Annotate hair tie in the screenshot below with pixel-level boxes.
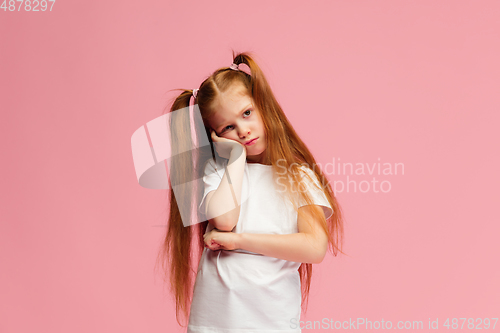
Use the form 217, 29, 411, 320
192, 88, 199, 98
229, 63, 239, 71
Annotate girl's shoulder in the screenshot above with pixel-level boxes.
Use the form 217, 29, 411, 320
274, 162, 316, 177
295, 164, 323, 189
274, 162, 322, 188
291, 163, 316, 177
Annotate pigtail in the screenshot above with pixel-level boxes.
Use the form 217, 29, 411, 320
155, 89, 209, 327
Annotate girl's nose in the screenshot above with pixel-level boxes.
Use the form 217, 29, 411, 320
239, 129, 250, 139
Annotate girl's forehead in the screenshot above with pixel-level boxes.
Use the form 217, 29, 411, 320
213, 85, 251, 109
218, 92, 251, 106
222, 84, 249, 100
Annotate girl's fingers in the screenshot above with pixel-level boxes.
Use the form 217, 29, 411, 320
204, 240, 220, 250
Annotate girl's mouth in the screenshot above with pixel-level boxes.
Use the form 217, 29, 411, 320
245, 138, 258, 146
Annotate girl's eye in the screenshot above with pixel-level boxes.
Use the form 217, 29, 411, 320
221, 110, 252, 133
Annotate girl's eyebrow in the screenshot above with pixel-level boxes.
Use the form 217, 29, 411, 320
214, 104, 252, 132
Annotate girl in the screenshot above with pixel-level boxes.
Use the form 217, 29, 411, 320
156, 52, 344, 332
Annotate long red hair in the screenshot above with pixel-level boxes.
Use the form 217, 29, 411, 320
154, 51, 345, 327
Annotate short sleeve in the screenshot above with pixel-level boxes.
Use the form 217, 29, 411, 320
198, 158, 224, 216
296, 166, 333, 220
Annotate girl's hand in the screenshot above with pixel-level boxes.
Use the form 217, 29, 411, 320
203, 228, 239, 251
210, 130, 247, 159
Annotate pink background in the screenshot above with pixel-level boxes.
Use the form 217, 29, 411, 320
1, 1, 499, 332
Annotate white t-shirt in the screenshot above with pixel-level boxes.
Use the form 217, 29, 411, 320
187, 157, 333, 333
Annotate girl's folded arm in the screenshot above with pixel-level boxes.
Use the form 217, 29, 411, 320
234, 205, 329, 264
205, 191, 237, 232
205, 147, 246, 231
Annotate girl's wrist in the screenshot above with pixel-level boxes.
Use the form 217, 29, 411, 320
233, 232, 243, 250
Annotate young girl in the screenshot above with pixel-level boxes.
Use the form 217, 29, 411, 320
156, 52, 344, 332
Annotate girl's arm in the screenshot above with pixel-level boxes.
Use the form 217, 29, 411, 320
205, 205, 329, 264
205, 145, 246, 232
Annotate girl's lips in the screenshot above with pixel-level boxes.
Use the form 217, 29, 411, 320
245, 138, 258, 146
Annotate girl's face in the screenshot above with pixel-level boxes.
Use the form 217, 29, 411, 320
208, 83, 267, 164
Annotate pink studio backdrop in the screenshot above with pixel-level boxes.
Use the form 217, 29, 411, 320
1, 1, 499, 332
